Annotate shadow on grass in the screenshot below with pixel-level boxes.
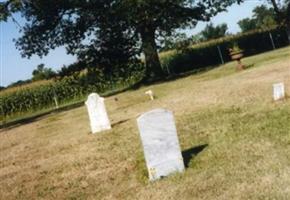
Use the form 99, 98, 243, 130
244, 63, 255, 69
130, 65, 219, 90
182, 144, 208, 168
112, 118, 131, 128
0, 101, 84, 131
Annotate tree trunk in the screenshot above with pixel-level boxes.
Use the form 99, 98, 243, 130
140, 27, 165, 80
270, 0, 290, 44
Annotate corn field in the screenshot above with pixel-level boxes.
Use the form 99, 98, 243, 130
1, 72, 144, 120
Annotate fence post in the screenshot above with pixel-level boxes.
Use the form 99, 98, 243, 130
53, 89, 59, 109
53, 96, 59, 109
269, 32, 276, 50
217, 45, 224, 64
165, 64, 170, 75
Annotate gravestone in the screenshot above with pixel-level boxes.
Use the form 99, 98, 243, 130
85, 93, 111, 133
137, 109, 184, 181
273, 83, 285, 101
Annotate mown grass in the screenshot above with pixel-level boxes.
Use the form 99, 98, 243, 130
0, 46, 290, 200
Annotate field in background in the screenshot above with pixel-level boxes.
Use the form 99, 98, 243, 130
0, 46, 290, 199
2, 27, 288, 124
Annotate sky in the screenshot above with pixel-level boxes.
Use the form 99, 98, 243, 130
0, 0, 266, 87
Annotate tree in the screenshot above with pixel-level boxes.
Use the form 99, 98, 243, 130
58, 61, 87, 78
268, 0, 290, 43
253, 5, 277, 29
238, 18, 257, 32
32, 64, 56, 81
0, 0, 242, 80
238, 5, 277, 32
76, 13, 141, 76
200, 23, 228, 40
7, 79, 31, 88
0, 86, 6, 91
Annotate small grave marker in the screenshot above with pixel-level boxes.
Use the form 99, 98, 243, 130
145, 90, 154, 100
273, 83, 285, 101
137, 109, 184, 181
85, 93, 111, 133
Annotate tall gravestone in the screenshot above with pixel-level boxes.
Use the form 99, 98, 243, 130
85, 93, 111, 133
137, 109, 185, 181
273, 83, 285, 101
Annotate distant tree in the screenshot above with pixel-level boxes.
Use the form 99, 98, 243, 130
268, 0, 290, 43
238, 18, 257, 32
200, 23, 228, 41
238, 5, 277, 32
253, 5, 277, 28
0, 86, 5, 91
159, 32, 190, 52
58, 61, 87, 78
191, 33, 203, 44
0, 0, 243, 80
6, 79, 31, 88
32, 64, 56, 81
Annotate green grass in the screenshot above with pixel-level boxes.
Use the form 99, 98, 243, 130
0, 46, 290, 200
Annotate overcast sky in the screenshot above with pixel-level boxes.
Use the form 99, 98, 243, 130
1, 1, 266, 87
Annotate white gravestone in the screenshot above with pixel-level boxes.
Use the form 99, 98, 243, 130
273, 83, 285, 101
85, 93, 111, 133
137, 109, 185, 181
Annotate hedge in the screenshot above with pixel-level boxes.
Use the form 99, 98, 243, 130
160, 27, 289, 74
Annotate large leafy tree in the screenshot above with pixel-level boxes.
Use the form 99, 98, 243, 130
0, 0, 241, 79
268, 0, 290, 43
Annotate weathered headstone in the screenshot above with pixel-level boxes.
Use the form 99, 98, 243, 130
137, 109, 184, 181
85, 93, 111, 133
273, 83, 285, 101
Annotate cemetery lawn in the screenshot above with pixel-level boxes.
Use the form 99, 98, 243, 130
1, 46, 290, 200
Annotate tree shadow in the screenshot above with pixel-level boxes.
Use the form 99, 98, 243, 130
129, 65, 218, 90
182, 144, 208, 168
0, 101, 84, 131
244, 63, 254, 69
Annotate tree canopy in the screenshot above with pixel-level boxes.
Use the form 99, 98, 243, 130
0, 0, 242, 80
238, 5, 277, 32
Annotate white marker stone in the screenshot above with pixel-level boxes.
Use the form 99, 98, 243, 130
273, 83, 285, 101
145, 90, 154, 100
137, 109, 184, 181
85, 93, 111, 133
